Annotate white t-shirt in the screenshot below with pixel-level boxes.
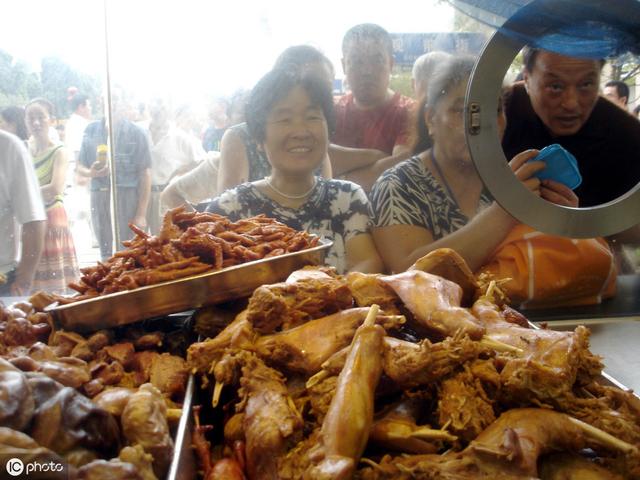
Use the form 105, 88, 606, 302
0, 131, 46, 274
150, 126, 206, 186
65, 113, 89, 154
172, 151, 220, 204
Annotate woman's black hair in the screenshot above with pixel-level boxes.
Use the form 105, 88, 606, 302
246, 64, 335, 144
411, 56, 475, 155
1, 106, 28, 141
274, 44, 334, 77
26, 97, 56, 118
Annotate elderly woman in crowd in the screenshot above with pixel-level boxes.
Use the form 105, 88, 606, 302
370, 56, 578, 273
207, 65, 383, 274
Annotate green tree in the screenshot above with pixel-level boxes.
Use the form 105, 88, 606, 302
41, 56, 102, 118
0, 49, 41, 107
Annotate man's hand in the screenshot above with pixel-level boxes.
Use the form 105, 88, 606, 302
90, 161, 109, 178
509, 149, 544, 195
540, 179, 579, 207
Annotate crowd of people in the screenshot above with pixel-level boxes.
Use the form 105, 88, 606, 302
1, 22, 640, 297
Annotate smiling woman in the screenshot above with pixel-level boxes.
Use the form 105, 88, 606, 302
206, 65, 384, 274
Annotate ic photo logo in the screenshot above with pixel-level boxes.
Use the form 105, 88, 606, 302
6, 458, 23, 476
4, 457, 65, 477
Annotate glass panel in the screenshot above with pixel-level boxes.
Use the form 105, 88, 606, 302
2, 0, 637, 300
0, 0, 106, 296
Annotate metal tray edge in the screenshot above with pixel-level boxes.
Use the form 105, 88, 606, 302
167, 373, 196, 480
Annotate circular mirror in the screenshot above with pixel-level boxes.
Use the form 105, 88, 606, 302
466, 0, 640, 238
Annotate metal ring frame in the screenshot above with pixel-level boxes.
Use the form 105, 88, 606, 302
465, 1, 640, 238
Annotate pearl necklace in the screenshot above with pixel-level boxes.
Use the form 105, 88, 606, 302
265, 176, 318, 200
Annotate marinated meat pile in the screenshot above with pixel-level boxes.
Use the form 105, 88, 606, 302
187, 249, 640, 480
0, 295, 192, 479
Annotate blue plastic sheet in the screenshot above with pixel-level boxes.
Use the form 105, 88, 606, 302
449, 0, 640, 58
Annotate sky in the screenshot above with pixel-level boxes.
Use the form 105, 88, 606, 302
1, 0, 457, 105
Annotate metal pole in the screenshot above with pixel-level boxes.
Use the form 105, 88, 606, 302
103, 0, 120, 254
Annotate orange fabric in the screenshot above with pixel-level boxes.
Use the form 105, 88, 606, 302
478, 224, 617, 309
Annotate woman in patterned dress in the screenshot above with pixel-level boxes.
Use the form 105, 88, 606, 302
207, 65, 383, 274
370, 56, 578, 273
25, 98, 79, 294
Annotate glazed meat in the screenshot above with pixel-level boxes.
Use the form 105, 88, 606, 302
148, 352, 188, 399
381, 270, 485, 340
381, 334, 491, 390
369, 399, 444, 455
0, 360, 34, 430
245, 275, 353, 334
27, 373, 121, 456
345, 272, 401, 314
92, 387, 137, 417
437, 360, 499, 442
0, 427, 74, 479
77, 459, 142, 480
472, 297, 596, 403
121, 383, 174, 478
187, 311, 255, 374
539, 453, 624, 480
11, 355, 91, 389
360, 408, 632, 479
255, 307, 402, 375
409, 247, 479, 305
239, 354, 302, 480
119, 444, 158, 480
306, 307, 384, 479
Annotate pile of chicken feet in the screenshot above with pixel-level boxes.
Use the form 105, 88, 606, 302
187, 248, 640, 479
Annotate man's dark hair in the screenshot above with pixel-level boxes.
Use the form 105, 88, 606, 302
0, 106, 28, 141
605, 80, 629, 104
342, 23, 393, 58
246, 65, 335, 144
70, 93, 89, 112
522, 46, 605, 72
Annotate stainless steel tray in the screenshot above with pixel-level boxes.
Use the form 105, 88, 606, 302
46, 240, 331, 332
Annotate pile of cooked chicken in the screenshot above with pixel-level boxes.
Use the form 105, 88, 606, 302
187, 248, 640, 480
0, 292, 191, 479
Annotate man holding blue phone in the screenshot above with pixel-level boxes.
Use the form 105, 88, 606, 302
502, 47, 640, 209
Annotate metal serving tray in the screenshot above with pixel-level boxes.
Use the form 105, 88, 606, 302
46, 240, 331, 332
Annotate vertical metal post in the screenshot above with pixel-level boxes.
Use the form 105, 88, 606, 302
103, 0, 120, 254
